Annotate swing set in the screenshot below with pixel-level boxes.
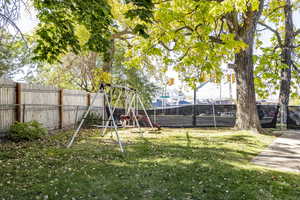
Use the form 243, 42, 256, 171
67, 83, 154, 152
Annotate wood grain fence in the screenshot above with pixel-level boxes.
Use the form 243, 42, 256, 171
0, 79, 104, 137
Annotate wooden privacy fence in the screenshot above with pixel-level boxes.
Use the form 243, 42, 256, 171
0, 79, 104, 137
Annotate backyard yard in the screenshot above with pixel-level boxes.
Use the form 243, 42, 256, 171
1, 128, 300, 200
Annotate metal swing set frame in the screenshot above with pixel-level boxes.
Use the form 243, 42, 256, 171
67, 83, 153, 152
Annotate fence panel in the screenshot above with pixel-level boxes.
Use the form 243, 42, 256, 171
0, 79, 105, 137
90, 93, 105, 121
63, 90, 88, 128
0, 79, 16, 137
257, 105, 279, 128
22, 84, 60, 130
287, 106, 300, 129
143, 104, 278, 128
112, 104, 278, 128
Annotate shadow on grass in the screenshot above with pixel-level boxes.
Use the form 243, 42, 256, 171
1, 131, 300, 200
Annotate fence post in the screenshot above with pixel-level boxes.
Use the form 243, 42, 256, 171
59, 89, 64, 129
22, 104, 26, 122
192, 88, 197, 127
212, 103, 217, 128
87, 93, 91, 106
16, 83, 22, 122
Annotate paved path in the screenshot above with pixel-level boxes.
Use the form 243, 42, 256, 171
252, 130, 300, 173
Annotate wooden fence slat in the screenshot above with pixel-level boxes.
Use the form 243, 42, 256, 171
59, 89, 64, 129
16, 83, 22, 122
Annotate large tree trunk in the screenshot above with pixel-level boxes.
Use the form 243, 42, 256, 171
279, 0, 293, 125
232, 1, 265, 132
234, 30, 262, 131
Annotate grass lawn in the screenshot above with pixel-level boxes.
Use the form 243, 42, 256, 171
1, 128, 300, 200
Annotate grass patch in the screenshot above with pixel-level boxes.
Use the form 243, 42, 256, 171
0, 128, 299, 200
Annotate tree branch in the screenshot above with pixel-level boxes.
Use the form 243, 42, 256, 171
112, 28, 134, 39
291, 61, 300, 74
209, 36, 225, 44
261, 5, 285, 21
294, 29, 300, 36
175, 26, 193, 33
258, 21, 283, 47
225, 12, 239, 33
159, 41, 175, 51
177, 47, 191, 62
0, 13, 27, 47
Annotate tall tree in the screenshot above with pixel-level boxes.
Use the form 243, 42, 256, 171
230, 0, 265, 131
256, 0, 300, 124
125, 0, 265, 131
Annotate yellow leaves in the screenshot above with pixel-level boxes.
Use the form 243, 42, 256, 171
220, 34, 248, 53
167, 78, 175, 86
199, 72, 208, 82
74, 25, 90, 47
93, 69, 112, 84
209, 0, 261, 16
108, 0, 131, 21
124, 56, 142, 69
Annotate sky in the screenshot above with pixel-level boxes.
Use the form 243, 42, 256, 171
14, 3, 300, 102
17, 4, 38, 33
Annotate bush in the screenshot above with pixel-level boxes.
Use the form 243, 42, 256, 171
9, 121, 48, 142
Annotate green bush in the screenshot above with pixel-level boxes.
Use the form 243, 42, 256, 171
9, 121, 48, 142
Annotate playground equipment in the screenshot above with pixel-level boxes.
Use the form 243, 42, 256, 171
67, 83, 153, 152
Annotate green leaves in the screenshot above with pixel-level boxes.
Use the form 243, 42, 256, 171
132, 24, 150, 38
124, 0, 154, 38
0, 29, 33, 78
33, 0, 113, 63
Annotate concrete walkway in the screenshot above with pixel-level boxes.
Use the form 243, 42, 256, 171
252, 130, 300, 173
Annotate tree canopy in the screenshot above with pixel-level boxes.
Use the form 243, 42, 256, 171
33, 0, 113, 63
31, 0, 300, 131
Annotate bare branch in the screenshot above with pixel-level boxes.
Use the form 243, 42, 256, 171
0, 13, 27, 46
159, 41, 175, 51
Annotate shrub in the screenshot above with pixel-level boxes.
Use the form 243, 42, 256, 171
9, 121, 48, 142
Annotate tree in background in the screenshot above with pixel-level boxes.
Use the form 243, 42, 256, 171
255, 0, 300, 124
31, 42, 158, 106
111, 44, 159, 107
0, 0, 34, 79
32, 0, 159, 106
0, 29, 32, 78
